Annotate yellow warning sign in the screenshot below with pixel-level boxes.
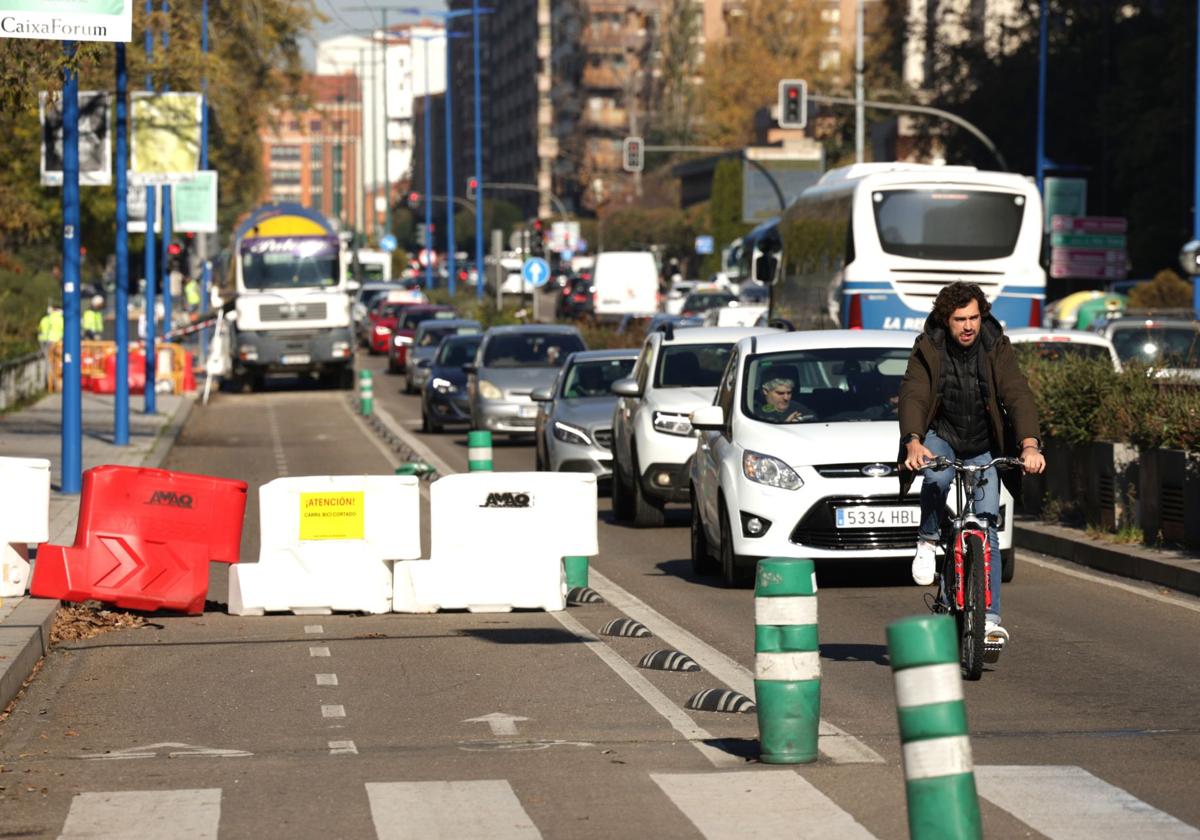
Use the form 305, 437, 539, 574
299, 492, 365, 541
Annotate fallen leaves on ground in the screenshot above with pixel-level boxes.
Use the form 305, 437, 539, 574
51, 602, 149, 643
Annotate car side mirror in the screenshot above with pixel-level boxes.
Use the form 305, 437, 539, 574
530, 387, 553, 402
611, 378, 641, 398
690, 405, 725, 431
462, 363, 477, 374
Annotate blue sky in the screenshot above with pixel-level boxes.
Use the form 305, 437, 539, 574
304, 0, 447, 66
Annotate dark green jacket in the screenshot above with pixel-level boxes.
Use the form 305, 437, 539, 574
897, 313, 1041, 500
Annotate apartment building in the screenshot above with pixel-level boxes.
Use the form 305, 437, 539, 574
259, 74, 361, 230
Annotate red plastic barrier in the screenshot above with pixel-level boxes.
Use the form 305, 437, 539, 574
31, 465, 248, 614
91, 351, 147, 395
182, 351, 197, 392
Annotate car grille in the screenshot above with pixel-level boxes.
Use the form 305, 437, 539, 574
593, 428, 613, 450
815, 463, 897, 478
790, 494, 918, 550
260, 302, 328, 321
507, 417, 536, 427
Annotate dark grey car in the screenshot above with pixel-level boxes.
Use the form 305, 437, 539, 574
466, 324, 587, 437
532, 349, 638, 481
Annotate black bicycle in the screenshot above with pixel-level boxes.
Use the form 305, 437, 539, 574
924, 456, 1025, 680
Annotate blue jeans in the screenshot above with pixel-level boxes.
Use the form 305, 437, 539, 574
917, 431, 1002, 621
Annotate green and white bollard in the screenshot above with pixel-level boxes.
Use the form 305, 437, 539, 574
886, 614, 982, 840
754, 557, 820, 764
358, 369, 374, 417
563, 556, 589, 589
467, 429, 493, 472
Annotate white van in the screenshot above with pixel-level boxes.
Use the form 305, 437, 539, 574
592, 251, 659, 320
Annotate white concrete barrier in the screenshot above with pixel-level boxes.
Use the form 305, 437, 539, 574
0, 457, 50, 597
228, 475, 421, 615
393, 472, 598, 613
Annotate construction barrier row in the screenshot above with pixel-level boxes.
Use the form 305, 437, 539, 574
16, 460, 596, 618
46, 340, 196, 396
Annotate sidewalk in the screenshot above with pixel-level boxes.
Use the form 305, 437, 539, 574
0, 390, 194, 712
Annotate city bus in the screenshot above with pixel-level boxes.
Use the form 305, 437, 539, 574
766, 163, 1045, 331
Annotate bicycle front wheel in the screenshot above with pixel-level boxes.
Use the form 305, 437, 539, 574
958, 533, 987, 681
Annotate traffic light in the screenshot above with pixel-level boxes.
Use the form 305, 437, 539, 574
466, 177, 478, 200
622, 136, 643, 173
406, 190, 421, 208
778, 79, 807, 129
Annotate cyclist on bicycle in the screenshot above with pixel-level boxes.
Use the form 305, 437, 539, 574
897, 282, 1046, 651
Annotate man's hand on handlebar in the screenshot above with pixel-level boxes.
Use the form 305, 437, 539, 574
1021, 447, 1046, 475
904, 440, 934, 472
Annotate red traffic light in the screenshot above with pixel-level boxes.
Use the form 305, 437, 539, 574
168, 243, 182, 256
408, 191, 420, 204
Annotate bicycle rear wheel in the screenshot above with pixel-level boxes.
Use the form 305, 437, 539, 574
958, 533, 987, 680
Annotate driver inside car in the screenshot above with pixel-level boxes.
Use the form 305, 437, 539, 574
757, 377, 813, 423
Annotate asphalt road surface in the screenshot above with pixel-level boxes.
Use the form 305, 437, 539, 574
1, 350, 1198, 839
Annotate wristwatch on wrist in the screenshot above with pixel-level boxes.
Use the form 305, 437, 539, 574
1021, 442, 1043, 454
902, 433, 923, 446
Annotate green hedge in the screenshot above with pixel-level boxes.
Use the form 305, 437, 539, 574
1015, 348, 1200, 451
0, 264, 59, 361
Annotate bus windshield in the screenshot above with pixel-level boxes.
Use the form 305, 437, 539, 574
872, 189, 1025, 261
241, 237, 339, 289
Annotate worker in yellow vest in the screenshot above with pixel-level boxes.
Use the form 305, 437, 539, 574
38, 305, 64, 350
184, 276, 202, 316
82, 295, 105, 340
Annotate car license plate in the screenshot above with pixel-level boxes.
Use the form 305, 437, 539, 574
518, 405, 538, 418
281, 353, 311, 366
835, 506, 919, 528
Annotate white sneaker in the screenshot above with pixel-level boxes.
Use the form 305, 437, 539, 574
985, 620, 1009, 645
911, 539, 937, 586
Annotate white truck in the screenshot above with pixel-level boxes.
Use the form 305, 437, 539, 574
591, 251, 660, 321
220, 203, 356, 390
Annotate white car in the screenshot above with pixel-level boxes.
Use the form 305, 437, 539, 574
664, 280, 697, 315
610, 324, 778, 527
1006, 327, 1120, 371
687, 330, 1016, 586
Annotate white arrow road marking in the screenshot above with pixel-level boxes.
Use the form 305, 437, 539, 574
464, 712, 529, 737
81, 742, 252, 760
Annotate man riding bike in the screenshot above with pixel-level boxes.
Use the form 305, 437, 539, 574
897, 282, 1046, 654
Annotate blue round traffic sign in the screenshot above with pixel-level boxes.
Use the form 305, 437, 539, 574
379, 234, 398, 253
522, 257, 552, 289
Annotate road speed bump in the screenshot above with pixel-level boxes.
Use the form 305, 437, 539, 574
754, 557, 820, 764
886, 614, 982, 840
467, 430, 493, 472
358, 369, 374, 417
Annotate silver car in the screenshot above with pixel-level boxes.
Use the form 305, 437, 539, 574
532, 349, 638, 480
405, 318, 481, 394
466, 324, 587, 437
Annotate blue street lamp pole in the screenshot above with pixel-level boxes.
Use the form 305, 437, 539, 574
61, 42, 83, 494
159, 0, 173, 334
444, 31, 457, 297
144, 0, 157, 415
415, 34, 434, 290
1194, 0, 1200, 317
114, 44, 130, 446
1036, 0, 1048, 195
199, 0, 211, 368
472, 0, 484, 301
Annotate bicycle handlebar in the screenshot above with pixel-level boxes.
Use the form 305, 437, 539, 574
926, 455, 1026, 473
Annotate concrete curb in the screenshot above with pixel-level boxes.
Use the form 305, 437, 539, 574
1014, 519, 1200, 598
0, 392, 196, 714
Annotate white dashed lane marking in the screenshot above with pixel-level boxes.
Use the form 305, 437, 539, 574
329, 740, 358, 756
316, 673, 338, 686
304, 625, 325, 634
322, 705, 346, 719
309, 646, 331, 657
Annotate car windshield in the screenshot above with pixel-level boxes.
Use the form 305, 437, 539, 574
561, 358, 635, 398
375, 303, 410, 318
400, 309, 455, 330
655, 343, 734, 388
743, 347, 910, 423
683, 293, 735, 311
436, 336, 482, 366
1013, 342, 1114, 364
482, 332, 586, 368
419, 324, 478, 347
1109, 326, 1200, 368
873, 189, 1025, 260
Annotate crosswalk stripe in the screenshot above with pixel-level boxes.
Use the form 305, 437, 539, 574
366, 781, 542, 840
58, 789, 221, 840
652, 771, 877, 839
976, 765, 1200, 839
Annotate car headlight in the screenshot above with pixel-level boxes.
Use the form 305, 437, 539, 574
552, 421, 591, 446
652, 410, 693, 436
431, 377, 457, 394
394, 335, 413, 346
479, 379, 503, 400
742, 450, 803, 490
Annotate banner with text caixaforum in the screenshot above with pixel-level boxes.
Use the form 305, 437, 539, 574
0, 0, 132, 43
